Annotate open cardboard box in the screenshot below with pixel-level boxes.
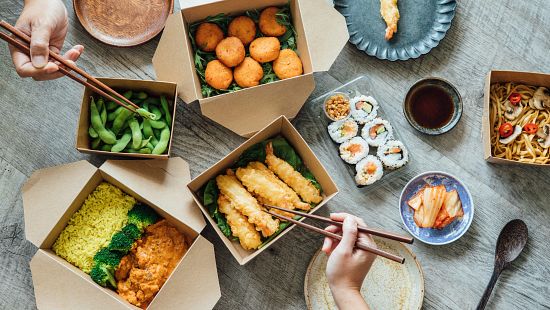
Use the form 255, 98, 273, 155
482, 70, 550, 166
187, 116, 339, 265
76, 78, 177, 159
22, 158, 221, 309
152, 0, 349, 137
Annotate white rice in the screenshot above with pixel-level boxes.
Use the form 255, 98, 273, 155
351, 95, 378, 124
328, 119, 359, 143
377, 140, 409, 169
354, 155, 384, 186
361, 118, 393, 147
339, 137, 369, 164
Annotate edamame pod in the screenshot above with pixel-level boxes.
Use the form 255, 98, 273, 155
140, 137, 151, 149
90, 98, 117, 144
142, 119, 154, 139
123, 90, 133, 99
101, 144, 112, 152
128, 117, 142, 149
160, 96, 172, 127
106, 101, 118, 111
149, 119, 166, 129
139, 148, 152, 154
152, 127, 170, 155
151, 106, 162, 120
144, 97, 160, 105
112, 108, 133, 135
146, 142, 154, 151
91, 137, 101, 149
136, 108, 158, 120
88, 126, 98, 138
134, 91, 148, 100
111, 131, 132, 152
108, 106, 124, 122
99, 98, 107, 126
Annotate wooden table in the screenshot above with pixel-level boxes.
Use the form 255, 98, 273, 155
1, 1, 549, 309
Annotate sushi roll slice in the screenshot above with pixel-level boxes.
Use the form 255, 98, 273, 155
351, 95, 378, 124
355, 155, 384, 186
361, 118, 393, 147
377, 140, 409, 169
339, 137, 369, 164
328, 119, 359, 143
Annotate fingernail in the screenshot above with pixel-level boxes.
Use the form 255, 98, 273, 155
32, 55, 47, 68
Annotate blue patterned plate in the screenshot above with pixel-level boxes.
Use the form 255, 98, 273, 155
334, 0, 456, 61
399, 171, 474, 245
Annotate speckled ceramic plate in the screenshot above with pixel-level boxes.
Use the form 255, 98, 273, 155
304, 237, 424, 310
399, 171, 474, 245
334, 0, 456, 61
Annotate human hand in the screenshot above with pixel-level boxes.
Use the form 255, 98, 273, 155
322, 213, 376, 310
10, 0, 84, 80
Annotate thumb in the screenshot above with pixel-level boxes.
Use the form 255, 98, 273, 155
337, 216, 358, 254
30, 24, 52, 68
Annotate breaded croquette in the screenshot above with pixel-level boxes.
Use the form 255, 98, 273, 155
218, 194, 262, 250
228, 16, 257, 46
216, 173, 279, 237
249, 37, 280, 63
216, 37, 246, 67
205, 60, 233, 90
273, 49, 303, 80
265, 142, 322, 204
259, 7, 287, 37
234, 57, 263, 88
195, 22, 224, 52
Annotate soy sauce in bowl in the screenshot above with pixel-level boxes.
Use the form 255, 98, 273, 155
404, 78, 462, 135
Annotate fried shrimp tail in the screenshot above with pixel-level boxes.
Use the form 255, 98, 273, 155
216, 174, 279, 237
217, 194, 262, 250
380, 0, 400, 40
265, 142, 323, 204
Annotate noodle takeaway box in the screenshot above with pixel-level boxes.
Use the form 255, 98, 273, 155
482, 70, 550, 165
22, 158, 221, 309
152, 0, 349, 137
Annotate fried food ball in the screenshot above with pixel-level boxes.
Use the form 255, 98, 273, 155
234, 57, 263, 88
205, 60, 233, 90
215, 37, 246, 67
228, 16, 257, 46
249, 37, 280, 63
195, 22, 224, 52
273, 49, 303, 80
259, 7, 287, 37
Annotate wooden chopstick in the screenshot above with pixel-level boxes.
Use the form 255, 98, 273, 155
0, 31, 137, 114
267, 204, 414, 244
0, 20, 139, 111
265, 210, 405, 264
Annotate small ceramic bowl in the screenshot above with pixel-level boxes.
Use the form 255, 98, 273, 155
323, 92, 351, 121
403, 77, 462, 135
399, 171, 474, 245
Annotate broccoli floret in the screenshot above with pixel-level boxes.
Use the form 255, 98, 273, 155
90, 263, 117, 289
121, 223, 142, 240
93, 247, 122, 267
127, 203, 160, 232
108, 231, 134, 253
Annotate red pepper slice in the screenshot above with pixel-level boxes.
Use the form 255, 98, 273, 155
499, 123, 514, 138
523, 123, 538, 134
509, 93, 521, 106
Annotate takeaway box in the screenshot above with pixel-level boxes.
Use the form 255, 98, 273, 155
152, 0, 349, 137
22, 158, 221, 309
187, 116, 339, 265
76, 78, 177, 159
482, 70, 550, 166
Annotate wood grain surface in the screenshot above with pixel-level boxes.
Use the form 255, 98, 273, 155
1, 0, 549, 309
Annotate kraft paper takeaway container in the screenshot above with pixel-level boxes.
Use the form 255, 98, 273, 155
153, 0, 349, 137
22, 158, 221, 309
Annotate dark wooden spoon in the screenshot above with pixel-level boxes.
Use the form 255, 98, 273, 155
476, 219, 528, 310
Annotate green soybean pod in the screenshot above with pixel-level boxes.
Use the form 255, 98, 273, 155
88, 126, 98, 138
149, 119, 166, 129
128, 117, 142, 149
153, 128, 161, 140
108, 106, 124, 122
146, 142, 154, 150
140, 136, 151, 148
152, 127, 170, 155
99, 98, 107, 126
144, 97, 160, 105
134, 91, 148, 100
151, 106, 162, 120
150, 134, 159, 147
91, 137, 101, 149
123, 90, 133, 99
112, 108, 132, 135
160, 96, 172, 127
106, 101, 118, 111
139, 148, 152, 154
142, 102, 150, 112
101, 144, 112, 152
90, 98, 117, 144
111, 131, 132, 152
142, 119, 154, 138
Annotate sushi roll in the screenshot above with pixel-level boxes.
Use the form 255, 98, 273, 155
351, 95, 378, 124
339, 137, 369, 164
361, 118, 393, 147
328, 119, 359, 143
377, 140, 409, 169
354, 155, 384, 186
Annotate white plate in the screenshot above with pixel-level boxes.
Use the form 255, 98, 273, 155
304, 237, 424, 310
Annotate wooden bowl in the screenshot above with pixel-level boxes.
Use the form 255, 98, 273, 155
73, 0, 174, 47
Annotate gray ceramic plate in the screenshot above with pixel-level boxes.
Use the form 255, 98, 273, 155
334, 0, 456, 61
304, 237, 424, 309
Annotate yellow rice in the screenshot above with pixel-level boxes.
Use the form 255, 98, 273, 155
52, 182, 135, 273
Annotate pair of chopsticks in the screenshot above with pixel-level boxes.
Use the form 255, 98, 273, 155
264, 205, 413, 264
0, 21, 140, 115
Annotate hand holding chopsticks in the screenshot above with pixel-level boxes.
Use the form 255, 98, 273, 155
264, 205, 412, 264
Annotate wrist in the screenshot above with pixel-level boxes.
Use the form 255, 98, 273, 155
330, 286, 368, 310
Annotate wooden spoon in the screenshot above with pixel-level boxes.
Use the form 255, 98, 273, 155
476, 219, 528, 310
